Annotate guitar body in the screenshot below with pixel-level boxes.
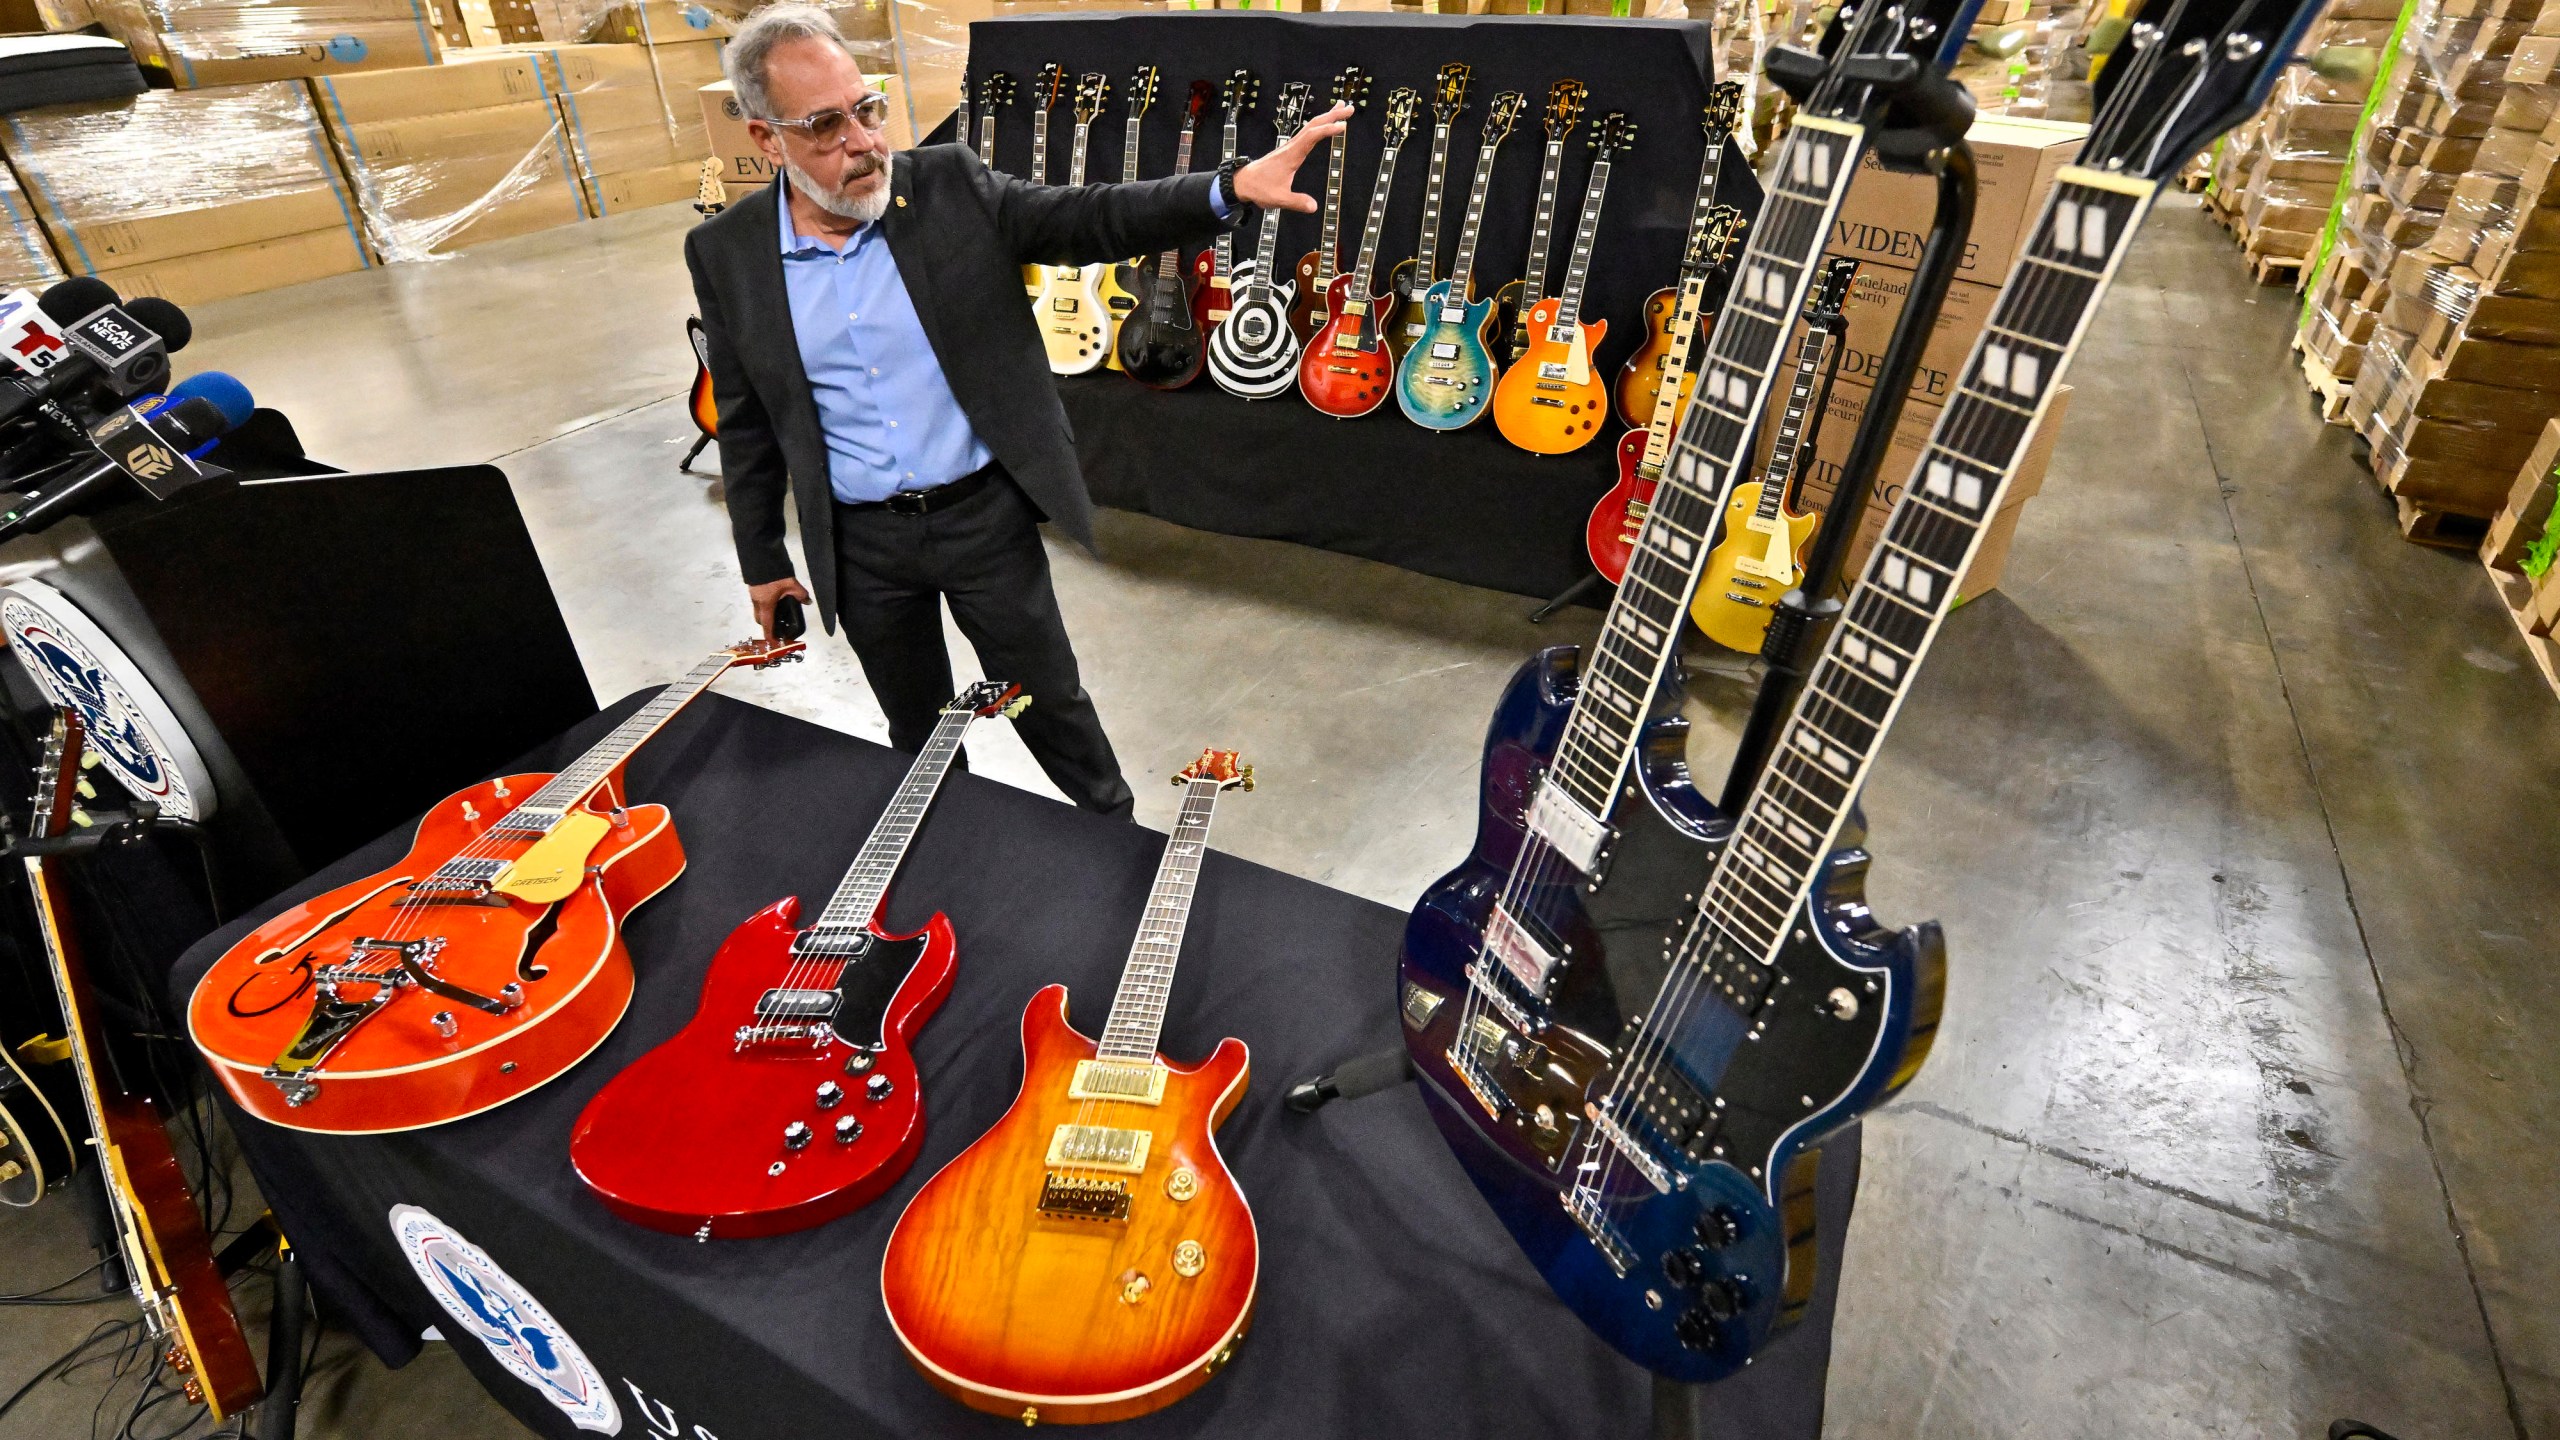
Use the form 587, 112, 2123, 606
1118, 266, 1206, 391
187, 774, 683, 1134
1394, 279, 1499, 430
1297, 272, 1396, 418
1098, 262, 1143, 373
1382, 258, 1433, 365
1036, 267, 1114, 375
570, 898, 953, 1238
1396, 646, 1942, 1380
1189, 251, 1247, 340
1616, 286, 1705, 430
1584, 429, 1655, 585
0, 1040, 75, 1207
685, 316, 717, 438
1205, 281, 1301, 400
1692, 483, 1822, 653
1492, 298, 1612, 454
882, 984, 1255, 1424
1288, 249, 1332, 339
1492, 278, 1529, 367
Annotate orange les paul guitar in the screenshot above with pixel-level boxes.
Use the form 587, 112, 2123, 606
882, 749, 1258, 1426
1490, 111, 1634, 455
187, 635, 805, 1134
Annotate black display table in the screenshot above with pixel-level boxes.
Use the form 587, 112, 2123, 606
960, 13, 1759, 600
173, 693, 1855, 1438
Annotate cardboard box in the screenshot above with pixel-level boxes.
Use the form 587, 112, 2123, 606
0, 161, 63, 292
2532, 566, 2560, 635
1827, 114, 2084, 281
95, 224, 368, 303
311, 53, 549, 123
584, 0, 732, 43
1827, 267, 2000, 410
139, 2, 443, 90
582, 156, 700, 213
721, 177, 766, 207
2483, 418, 2560, 567
699, 77, 766, 186
312, 61, 589, 258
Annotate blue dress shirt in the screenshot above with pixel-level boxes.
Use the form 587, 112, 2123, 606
778, 171, 1232, 505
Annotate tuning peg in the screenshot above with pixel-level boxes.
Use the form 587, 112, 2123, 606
1240, 765, 1256, 793
68, 807, 91, 828
74, 778, 93, 800
1003, 697, 1033, 719
78, 750, 100, 770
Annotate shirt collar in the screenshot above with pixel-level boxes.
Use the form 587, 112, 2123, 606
776, 171, 882, 257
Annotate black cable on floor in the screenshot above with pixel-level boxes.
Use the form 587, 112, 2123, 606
0, 1315, 136, 1429
0, 1257, 106, 1302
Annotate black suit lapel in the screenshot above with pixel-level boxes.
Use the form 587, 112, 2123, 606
878, 153, 955, 366
736, 182, 818, 426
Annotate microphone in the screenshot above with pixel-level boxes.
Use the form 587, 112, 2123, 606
0, 375, 249, 544
138, 371, 255, 457
0, 286, 190, 428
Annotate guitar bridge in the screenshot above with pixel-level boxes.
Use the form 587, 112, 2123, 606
1563, 1189, 1638, 1277
1037, 1174, 1130, 1221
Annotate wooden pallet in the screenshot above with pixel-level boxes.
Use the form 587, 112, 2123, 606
2177, 167, 2212, 193
2291, 335, 2355, 425
2482, 559, 2560, 705
2246, 248, 2306, 287
2397, 496, 2493, 549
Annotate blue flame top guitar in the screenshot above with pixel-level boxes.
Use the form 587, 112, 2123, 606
1398, 0, 2321, 1382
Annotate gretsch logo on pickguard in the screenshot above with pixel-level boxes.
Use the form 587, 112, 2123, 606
391, 1205, 622, 1434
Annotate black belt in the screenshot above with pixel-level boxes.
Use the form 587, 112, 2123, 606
837, 464, 996, 517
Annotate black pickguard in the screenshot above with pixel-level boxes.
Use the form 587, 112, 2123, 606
825, 931, 927, 1052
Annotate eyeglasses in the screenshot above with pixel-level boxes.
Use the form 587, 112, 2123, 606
762, 95, 895, 151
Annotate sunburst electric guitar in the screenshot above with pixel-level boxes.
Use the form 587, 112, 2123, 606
883, 749, 1259, 1426
1615, 82, 1745, 430
1035, 72, 1117, 376
1492, 111, 1634, 455
1692, 256, 1857, 651
1206, 83, 1311, 400
188, 635, 806, 1133
1492, 80, 1587, 369
1394, 89, 1524, 431
1298, 85, 1419, 418
572, 682, 1028, 1239
26, 711, 260, 1417
1286, 66, 1370, 341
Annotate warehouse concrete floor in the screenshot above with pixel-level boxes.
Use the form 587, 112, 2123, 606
3, 193, 2555, 1440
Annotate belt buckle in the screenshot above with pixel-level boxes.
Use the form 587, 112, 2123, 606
886, 489, 930, 516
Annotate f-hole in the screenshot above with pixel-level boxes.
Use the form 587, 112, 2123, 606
517, 904, 561, 981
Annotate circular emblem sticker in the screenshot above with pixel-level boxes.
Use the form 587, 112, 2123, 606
0, 581, 213, 820
390, 1205, 622, 1434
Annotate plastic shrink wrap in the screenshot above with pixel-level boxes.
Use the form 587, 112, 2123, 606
91, 0, 443, 88
0, 162, 66, 292
0, 81, 371, 303
314, 52, 591, 259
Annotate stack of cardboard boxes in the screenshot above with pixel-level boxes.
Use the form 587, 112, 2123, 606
2342, 0, 2560, 532
0, 82, 372, 302
0, 162, 65, 292
91, 0, 442, 89
2211, 0, 2395, 279
579, 0, 730, 155
1745, 114, 2085, 598
532, 41, 701, 213
2481, 417, 2560, 693
312, 53, 589, 260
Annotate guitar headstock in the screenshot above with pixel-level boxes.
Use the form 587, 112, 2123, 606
29, 708, 80, 842
1033, 63, 1066, 113
1590, 109, 1634, 160
1687, 202, 1746, 273
1701, 78, 1744, 141
1790, 0, 1983, 122
981, 70, 1016, 111
1334, 64, 1372, 114
1186, 78, 1214, 127
1381, 86, 1420, 148
1222, 68, 1259, 120
692, 156, 724, 217
2083, 0, 2326, 180
1074, 72, 1110, 126
1808, 254, 1859, 317
1126, 64, 1160, 118
722, 635, 808, 668
1431, 62, 1471, 126
1174, 748, 1254, 792
1482, 90, 1526, 145
1275, 80, 1313, 139
1544, 79, 1588, 141
946, 680, 1030, 720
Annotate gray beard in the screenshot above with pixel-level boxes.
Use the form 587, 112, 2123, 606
788, 159, 890, 223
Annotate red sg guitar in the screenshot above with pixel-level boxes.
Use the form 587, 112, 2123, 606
186, 637, 805, 1134
1585, 206, 1745, 584
1299, 86, 1418, 419
570, 682, 1028, 1240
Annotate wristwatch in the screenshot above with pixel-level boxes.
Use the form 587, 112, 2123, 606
1214, 155, 1246, 216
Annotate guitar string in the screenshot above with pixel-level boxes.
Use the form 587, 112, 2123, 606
1394, 103, 1518, 415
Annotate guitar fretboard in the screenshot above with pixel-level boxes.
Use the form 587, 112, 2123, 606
1637, 271, 1710, 477
516, 654, 736, 818
1152, 122, 1201, 295
1675, 171, 2151, 1005
1067, 119, 1094, 187
1212, 113, 1243, 278
810, 709, 974, 935
1534, 118, 1867, 836
1121, 113, 1143, 183
1412, 120, 1455, 287
1680, 134, 1728, 277
1315, 130, 1349, 288
976, 114, 997, 170
1095, 778, 1225, 1061
1348, 134, 1408, 293
1754, 315, 1831, 520
1518, 137, 1568, 313
1551, 152, 1614, 329
1030, 107, 1052, 184
1444, 118, 1514, 299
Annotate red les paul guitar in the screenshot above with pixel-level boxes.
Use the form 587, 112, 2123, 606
1299, 85, 1419, 418
571, 682, 1029, 1239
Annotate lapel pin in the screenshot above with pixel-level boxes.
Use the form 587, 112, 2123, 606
895, 196, 907, 208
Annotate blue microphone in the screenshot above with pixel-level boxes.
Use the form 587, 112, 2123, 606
138, 371, 254, 458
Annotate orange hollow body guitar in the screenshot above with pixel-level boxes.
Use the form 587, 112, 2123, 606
1492, 113, 1633, 455
187, 638, 804, 1134
883, 750, 1258, 1426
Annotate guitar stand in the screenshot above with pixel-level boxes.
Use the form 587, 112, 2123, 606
1281, 1046, 1413, 1113
254, 1240, 311, 1440
1529, 572, 1608, 625
678, 433, 713, 474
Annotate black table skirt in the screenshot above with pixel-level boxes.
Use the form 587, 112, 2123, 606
957, 12, 1763, 601
173, 693, 1854, 1438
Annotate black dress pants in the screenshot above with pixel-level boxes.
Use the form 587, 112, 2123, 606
830, 472, 1135, 818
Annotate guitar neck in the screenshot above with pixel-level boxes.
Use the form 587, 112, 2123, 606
1520, 139, 1566, 308
1068, 123, 1092, 186
1755, 317, 1830, 517
1095, 777, 1225, 1061
1213, 117, 1242, 274
1155, 125, 1199, 281
811, 709, 975, 933
1678, 170, 2153, 989
1413, 122, 1454, 284
1685, 135, 1726, 268
977, 114, 997, 168
1315, 134, 1348, 283
519, 653, 736, 816
1532, 117, 1868, 835
1444, 144, 1504, 297
1031, 111, 1052, 182
1551, 156, 1612, 327
1348, 141, 1406, 292
1123, 115, 1143, 181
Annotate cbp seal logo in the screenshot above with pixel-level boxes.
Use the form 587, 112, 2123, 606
389, 1205, 621, 1434
0, 581, 212, 820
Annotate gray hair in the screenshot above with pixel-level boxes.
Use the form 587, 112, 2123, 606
724, 3, 861, 120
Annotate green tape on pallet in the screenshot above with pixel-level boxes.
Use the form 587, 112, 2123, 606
2298, 0, 2422, 327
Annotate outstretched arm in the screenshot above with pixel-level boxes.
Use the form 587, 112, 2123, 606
989, 102, 1352, 264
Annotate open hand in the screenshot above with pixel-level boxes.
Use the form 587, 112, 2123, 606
1233, 102, 1354, 213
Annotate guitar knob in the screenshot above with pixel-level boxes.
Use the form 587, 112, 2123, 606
865, 1073, 894, 1102
1696, 1277, 1746, 1323
815, 1081, 844, 1110
782, 1121, 812, 1151
1672, 1305, 1722, 1352
833, 1115, 862, 1145
843, 1049, 876, 1074
1695, 1207, 1743, 1250
431, 1011, 457, 1038
1661, 1246, 1709, 1290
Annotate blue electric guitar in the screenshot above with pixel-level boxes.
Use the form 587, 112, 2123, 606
1399, 0, 2323, 1382
1394, 89, 1523, 431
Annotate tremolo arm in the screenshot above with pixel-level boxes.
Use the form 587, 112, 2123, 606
263, 936, 524, 1106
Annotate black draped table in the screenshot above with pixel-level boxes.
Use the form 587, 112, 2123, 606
953, 12, 1761, 601
173, 693, 1854, 1438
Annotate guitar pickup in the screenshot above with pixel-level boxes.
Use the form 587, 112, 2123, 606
1437, 305, 1466, 322
1526, 780, 1612, 873
1538, 362, 1570, 380
1531, 397, 1565, 409
753, 988, 838, 1022
1429, 342, 1460, 359
1046, 1124, 1151, 1173
1068, 1060, 1165, 1105
1051, 299, 1081, 314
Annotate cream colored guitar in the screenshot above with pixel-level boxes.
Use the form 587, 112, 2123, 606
1035, 73, 1115, 375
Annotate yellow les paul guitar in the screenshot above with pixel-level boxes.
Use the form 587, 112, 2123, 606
1693, 256, 1858, 652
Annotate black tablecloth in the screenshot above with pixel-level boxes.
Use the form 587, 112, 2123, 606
174, 692, 1854, 1438
960, 13, 1761, 601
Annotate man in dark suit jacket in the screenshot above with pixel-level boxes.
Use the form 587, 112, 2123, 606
689, 4, 1344, 816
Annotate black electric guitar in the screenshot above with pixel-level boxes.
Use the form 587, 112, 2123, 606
1119, 80, 1215, 389
1401, 0, 2327, 1382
